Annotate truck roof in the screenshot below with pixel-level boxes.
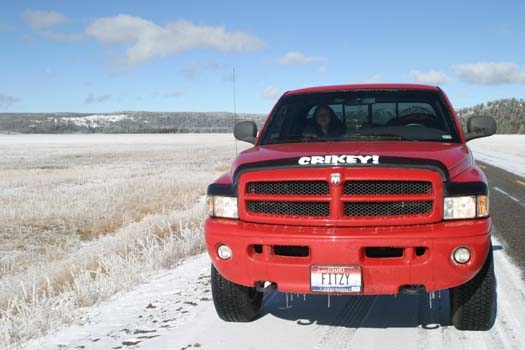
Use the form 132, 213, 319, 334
284, 84, 441, 96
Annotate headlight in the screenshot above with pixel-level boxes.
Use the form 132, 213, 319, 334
443, 195, 489, 220
207, 196, 238, 219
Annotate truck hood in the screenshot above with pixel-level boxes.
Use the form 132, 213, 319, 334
232, 141, 473, 181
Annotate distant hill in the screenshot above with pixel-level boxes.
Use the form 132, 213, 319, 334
1, 98, 524, 134
457, 98, 525, 134
0, 111, 266, 134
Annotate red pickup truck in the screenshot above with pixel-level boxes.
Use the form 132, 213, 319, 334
205, 84, 497, 331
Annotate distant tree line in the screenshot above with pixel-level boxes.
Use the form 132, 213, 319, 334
457, 98, 525, 134
1, 98, 524, 134
0, 112, 266, 134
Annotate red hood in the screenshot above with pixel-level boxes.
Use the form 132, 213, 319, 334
232, 141, 473, 180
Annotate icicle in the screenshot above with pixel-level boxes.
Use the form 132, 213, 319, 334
429, 291, 435, 309
286, 293, 289, 308
327, 294, 331, 308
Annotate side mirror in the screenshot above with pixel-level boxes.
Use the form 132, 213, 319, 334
464, 115, 497, 141
234, 121, 257, 144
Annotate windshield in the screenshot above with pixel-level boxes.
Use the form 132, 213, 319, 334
258, 89, 460, 145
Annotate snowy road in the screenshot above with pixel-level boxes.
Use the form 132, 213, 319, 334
146, 243, 525, 350
27, 237, 525, 350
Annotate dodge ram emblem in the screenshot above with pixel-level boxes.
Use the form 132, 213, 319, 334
330, 173, 342, 185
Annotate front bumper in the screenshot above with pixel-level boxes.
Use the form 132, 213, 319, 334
205, 218, 491, 294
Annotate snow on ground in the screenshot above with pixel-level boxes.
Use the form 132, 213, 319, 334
25, 237, 525, 350
469, 135, 525, 178
21, 134, 525, 350
60, 114, 130, 128
24, 254, 213, 350
0, 133, 236, 146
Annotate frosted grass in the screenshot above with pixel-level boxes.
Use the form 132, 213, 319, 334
0, 133, 243, 347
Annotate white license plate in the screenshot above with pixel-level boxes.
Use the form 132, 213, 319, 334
310, 265, 362, 293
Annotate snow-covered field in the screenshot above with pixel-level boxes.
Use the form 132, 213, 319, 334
0, 134, 244, 348
2, 134, 524, 350
469, 135, 525, 178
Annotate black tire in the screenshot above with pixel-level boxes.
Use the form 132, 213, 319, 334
450, 247, 496, 331
210, 264, 263, 322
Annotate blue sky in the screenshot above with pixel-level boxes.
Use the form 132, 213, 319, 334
1, 0, 525, 113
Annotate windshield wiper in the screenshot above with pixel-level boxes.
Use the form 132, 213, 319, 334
366, 133, 417, 141
266, 135, 327, 144
343, 133, 417, 141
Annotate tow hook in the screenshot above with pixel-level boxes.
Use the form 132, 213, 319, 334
256, 281, 277, 293
400, 284, 426, 295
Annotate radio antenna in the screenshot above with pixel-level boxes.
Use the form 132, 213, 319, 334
233, 67, 238, 154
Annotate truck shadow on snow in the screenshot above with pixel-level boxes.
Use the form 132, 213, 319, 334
260, 290, 452, 329
258, 245, 501, 329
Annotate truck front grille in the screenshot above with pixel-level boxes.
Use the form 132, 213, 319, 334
246, 181, 329, 195
344, 181, 432, 195
247, 201, 330, 216
239, 168, 442, 226
344, 201, 433, 216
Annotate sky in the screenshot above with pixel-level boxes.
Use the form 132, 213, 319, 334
1, 0, 525, 114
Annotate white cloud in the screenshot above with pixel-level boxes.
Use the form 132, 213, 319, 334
453, 62, 525, 85
21, 10, 82, 42
261, 86, 281, 100
0, 93, 20, 108
86, 15, 266, 66
85, 94, 111, 105
278, 51, 325, 65
22, 10, 69, 30
410, 70, 451, 85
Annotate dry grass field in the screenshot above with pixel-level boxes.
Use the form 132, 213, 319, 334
0, 134, 242, 347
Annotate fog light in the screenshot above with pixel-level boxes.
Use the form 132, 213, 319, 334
452, 246, 471, 264
217, 244, 232, 260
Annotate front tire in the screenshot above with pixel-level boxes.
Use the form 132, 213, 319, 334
210, 264, 263, 322
450, 246, 496, 331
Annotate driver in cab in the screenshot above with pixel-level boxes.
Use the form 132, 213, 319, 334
303, 105, 346, 138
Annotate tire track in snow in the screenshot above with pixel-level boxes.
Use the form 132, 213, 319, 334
313, 295, 377, 350
26, 247, 525, 350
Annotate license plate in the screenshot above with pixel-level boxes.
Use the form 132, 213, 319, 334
310, 265, 362, 293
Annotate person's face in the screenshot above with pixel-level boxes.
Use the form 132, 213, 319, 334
315, 107, 331, 129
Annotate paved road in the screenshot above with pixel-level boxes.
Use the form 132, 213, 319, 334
478, 161, 525, 276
